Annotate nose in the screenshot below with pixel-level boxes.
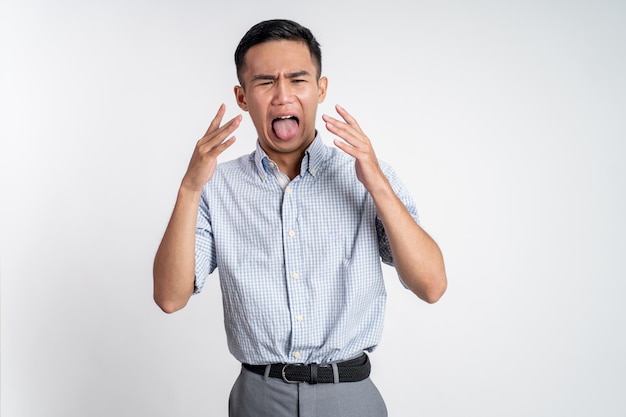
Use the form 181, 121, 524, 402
271, 78, 292, 105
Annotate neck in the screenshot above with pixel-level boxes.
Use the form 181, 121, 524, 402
272, 152, 303, 180
262, 133, 316, 180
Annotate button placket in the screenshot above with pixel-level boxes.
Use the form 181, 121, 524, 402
282, 181, 306, 360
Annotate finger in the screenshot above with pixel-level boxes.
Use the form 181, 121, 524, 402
333, 137, 356, 156
333, 137, 370, 161
198, 125, 240, 159
204, 104, 227, 137
335, 104, 362, 131
212, 135, 237, 155
323, 114, 364, 147
200, 114, 242, 147
200, 134, 237, 158
323, 105, 365, 138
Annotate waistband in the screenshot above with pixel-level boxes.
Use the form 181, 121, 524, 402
242, 353, 371, 384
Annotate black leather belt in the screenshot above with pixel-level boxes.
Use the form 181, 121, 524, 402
242, 353, 371, 384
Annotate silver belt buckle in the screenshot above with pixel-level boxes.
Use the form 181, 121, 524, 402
281, 364, 301, 384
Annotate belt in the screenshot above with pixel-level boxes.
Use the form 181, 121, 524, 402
242, 353, 371, 384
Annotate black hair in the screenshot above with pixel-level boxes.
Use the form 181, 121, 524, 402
234, 19, 322, 85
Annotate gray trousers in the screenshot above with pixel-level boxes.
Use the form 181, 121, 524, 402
229, 366, 388, 417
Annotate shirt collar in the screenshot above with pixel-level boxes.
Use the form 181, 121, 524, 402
254, 132, 329, 181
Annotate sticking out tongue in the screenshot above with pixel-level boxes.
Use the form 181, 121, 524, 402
272, 117, 299, 140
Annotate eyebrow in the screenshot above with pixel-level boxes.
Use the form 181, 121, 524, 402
250, 70, 312, 82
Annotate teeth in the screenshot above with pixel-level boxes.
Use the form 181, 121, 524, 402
272, 115, 299, 126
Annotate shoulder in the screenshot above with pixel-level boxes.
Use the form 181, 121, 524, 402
323, 145, 356, 171
202, 152, 257, 196
325, 146, 397, 178
217, 152, 253, 172
212, 152, 255, 179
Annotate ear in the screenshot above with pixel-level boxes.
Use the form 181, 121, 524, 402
317, 76, 328, 103
234, 85, 248, 111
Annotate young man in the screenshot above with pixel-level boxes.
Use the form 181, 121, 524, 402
154, 19, 446, 417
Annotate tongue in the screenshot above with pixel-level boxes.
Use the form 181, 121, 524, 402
273, 118, 299, 140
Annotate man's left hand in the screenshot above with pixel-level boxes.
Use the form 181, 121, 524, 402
323, 105, 388, 194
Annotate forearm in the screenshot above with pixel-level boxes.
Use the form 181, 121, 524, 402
371, 182, 447, 303
153, 186, 201, 313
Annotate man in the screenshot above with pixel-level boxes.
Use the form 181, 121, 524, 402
153, 19, 446, 417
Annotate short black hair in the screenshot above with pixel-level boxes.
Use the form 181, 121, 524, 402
235, 19, 322, 85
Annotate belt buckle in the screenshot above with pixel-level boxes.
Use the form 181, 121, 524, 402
281, 364, 301, 384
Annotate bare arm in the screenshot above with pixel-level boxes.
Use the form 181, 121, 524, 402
323, 105, 447, 303
153, 105, 241, 313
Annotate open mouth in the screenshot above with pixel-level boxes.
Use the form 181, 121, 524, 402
272, 115, 300, 140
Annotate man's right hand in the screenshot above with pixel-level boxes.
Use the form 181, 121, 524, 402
181, 104, 242, 192
153, 104, 241, 313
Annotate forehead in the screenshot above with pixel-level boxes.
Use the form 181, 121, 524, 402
241, 40, 316, 76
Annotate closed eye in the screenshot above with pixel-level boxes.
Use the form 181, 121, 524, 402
251, 75, 276, 86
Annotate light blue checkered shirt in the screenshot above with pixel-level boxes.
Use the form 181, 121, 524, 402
194, 134, 419, 365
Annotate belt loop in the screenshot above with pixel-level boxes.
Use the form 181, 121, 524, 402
310, 363, 318, 385
263, 364, 271, 381
331, 362, 339, 384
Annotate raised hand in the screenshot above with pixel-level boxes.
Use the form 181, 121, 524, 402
181, 104, 242, 192
322, 105, 388, 194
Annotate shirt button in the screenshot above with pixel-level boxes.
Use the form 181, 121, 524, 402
285, 187, 293, 194
293, 352, 301, 359
310, 167, 317, 174
296, 315, 303, 322
291, 272, 299, 279
288, 230, 296, 237
269, 161, 276, 168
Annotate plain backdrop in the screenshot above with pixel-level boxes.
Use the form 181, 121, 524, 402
1, 0, 625, 416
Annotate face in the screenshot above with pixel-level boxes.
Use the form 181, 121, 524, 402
234, 40, 327, 166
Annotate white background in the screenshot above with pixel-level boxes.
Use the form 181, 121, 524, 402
1, 0, 625, 416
